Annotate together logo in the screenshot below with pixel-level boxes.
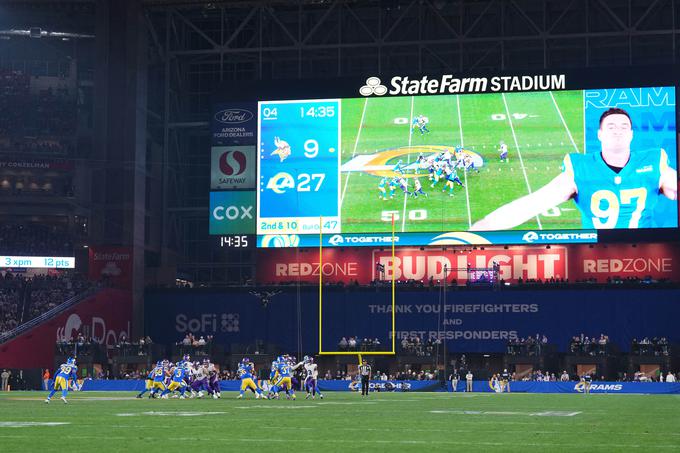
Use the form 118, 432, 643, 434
359, 77, 388, 97
522, 231, 539, 243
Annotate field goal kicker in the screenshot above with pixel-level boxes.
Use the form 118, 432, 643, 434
317, 215, 396, 365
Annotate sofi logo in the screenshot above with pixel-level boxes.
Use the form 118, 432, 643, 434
211, 146, 255, 190
209, 191, 256, 235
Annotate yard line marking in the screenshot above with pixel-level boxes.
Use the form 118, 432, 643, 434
457, 94, 472, 228
502, 93, 542, 229
401, 96, 415, 232
340, 97, 368, 207
550, 91, 580, 154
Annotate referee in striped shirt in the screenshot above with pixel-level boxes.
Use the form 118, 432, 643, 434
359, 359, 371, 396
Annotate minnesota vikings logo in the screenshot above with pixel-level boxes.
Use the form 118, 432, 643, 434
271, 136, 292, 162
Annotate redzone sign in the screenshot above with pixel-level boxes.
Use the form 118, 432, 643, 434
372, 247, 567, 283
256, 244, 680, 284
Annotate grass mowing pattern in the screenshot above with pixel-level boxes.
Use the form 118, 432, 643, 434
1, 391, 679, 452
340, 91, 585, 233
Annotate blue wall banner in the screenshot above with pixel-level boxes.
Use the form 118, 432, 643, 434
146, 288, 680, 354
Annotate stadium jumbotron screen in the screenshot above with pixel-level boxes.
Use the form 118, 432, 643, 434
252, 83, 677, 248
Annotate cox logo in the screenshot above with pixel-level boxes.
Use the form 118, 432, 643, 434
214, 109, 253, 124
328, 235, 344, 246
522, 231, 539, 243
219, 150, 247, 176
212, 205, 253, 220
359, 77, 388, 96
266, 172, 295, 194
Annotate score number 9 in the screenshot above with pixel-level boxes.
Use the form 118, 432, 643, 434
590, 188, 647, 228
304, 139, 319, 159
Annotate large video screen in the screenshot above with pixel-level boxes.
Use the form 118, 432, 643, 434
256, 87, 677, 247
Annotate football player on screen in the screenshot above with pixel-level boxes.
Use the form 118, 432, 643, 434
472, 108, 677, 231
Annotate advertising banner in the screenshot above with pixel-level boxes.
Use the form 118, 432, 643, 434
211, 103, 257, 146
88, 246, 133, 289
145, 288, 680, 353
209, 191, 256, 235
211, 146, 256, 190
0, 289, 132, 368
256, 244, 680, 284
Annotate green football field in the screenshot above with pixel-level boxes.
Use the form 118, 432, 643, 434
340, 91, 585, 233
1, 391, 679, 452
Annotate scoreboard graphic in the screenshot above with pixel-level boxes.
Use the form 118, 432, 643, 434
257, 99, 341, 235
211, 69, 680, 247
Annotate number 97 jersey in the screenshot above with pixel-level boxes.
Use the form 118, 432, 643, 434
563, 148, 671, 229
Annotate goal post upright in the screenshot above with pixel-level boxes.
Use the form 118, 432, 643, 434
318, 214, 397, 366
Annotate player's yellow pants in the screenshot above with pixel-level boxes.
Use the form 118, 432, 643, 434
54, 376, 68, 390
152, 381, 166, 391
145, 379, 153, 390
168, 381, 183, 392
276, 377, 292, 390
240, 378, 258, 392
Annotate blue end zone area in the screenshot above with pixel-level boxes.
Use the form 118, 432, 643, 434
79, 379, 680, 394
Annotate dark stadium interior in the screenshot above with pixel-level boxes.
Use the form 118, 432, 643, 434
0, 1, 679, 450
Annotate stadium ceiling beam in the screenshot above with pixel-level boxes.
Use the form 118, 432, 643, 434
633, 0, 664, 29
462, 0, 496, 38
171, 7, 219, 49
382, 0, 418, 42
169, 29, 677, 57
301, 0, 339, 45
343, 1, 378, 41
546, 0, 578, 33
508, 0, 543, 35
595, 0, 628, 31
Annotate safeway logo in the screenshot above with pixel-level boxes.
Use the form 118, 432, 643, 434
214, 109, 254, 124
359, 77, 388, 96
219, 150, 247, 176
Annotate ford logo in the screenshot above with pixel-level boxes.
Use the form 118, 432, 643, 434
214, 109, 254, 124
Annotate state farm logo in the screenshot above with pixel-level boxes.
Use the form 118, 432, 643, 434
219, 150, 247, 176
359, 77, 388, 96
214, 109, 253, 124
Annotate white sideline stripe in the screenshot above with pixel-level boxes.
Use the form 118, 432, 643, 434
340, 97, 368, 206
401, 96, 415, 232
457, 95, 472, 228
501, 93, 542, 229
0, 434, 677, 449
549, 91, 580, 154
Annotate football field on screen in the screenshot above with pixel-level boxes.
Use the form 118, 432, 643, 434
1, 391, 679, 452
340, 91, 584, 233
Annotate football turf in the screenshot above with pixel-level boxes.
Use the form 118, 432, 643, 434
340, 91, 584, 233
1, 391, 679, 452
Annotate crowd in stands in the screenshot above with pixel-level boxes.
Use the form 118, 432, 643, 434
0, 273, 23, 333
337, 336, 382, 352
0, 223, 75, 256
176, 333, 213, 355
506, 334, 549, 355
631, 337, 670, 356
1, 272, 92, 336
569, 333, 610, 355
400, 335, 441, 356
0, 70, 77, 143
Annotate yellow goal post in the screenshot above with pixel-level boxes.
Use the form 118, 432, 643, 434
317, 215, 397, 365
